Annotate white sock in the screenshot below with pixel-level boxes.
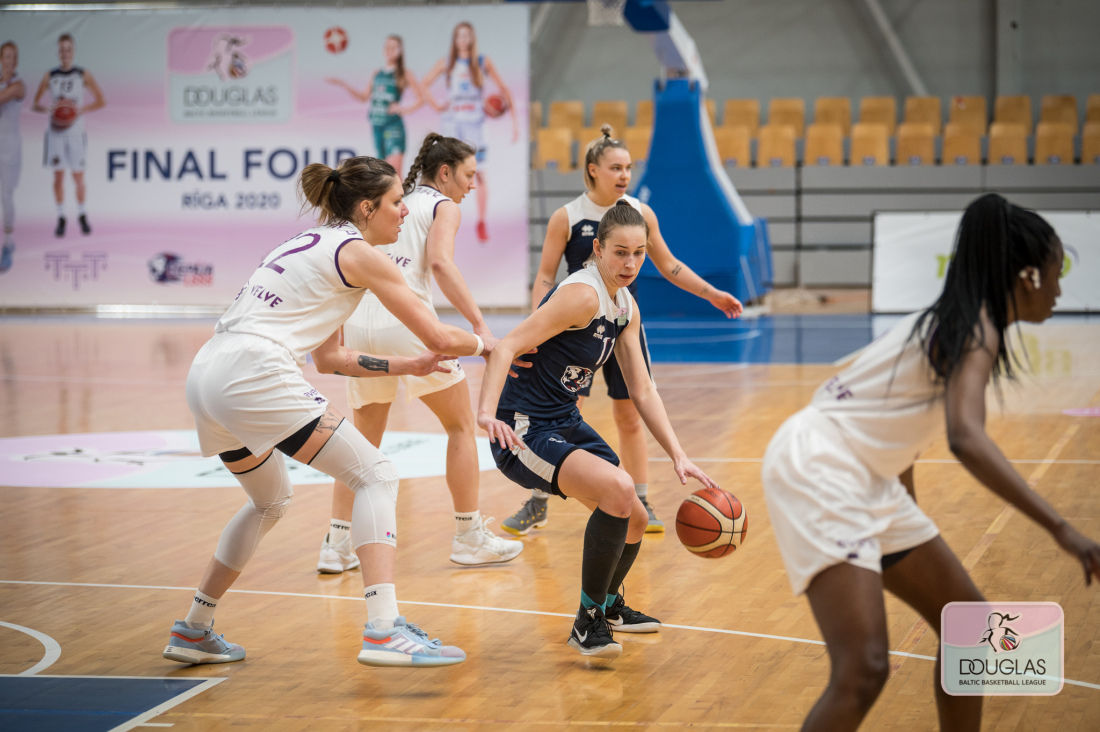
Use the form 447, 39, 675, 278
532, 490, 551, 501
364, 583, 398, 630
78, 203, 86, 215
56, 204, 64, 217
455, 510, 479, 535
635, 483, 648, 500
184, 589, 219, 629
329, 518, 351, 545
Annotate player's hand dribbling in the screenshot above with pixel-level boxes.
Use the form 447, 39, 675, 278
477, 412, 525, 451
1052, 522, 1100, 585
407, 351, 452, 377
708, 290, 744, 319
672, 455, 718, 490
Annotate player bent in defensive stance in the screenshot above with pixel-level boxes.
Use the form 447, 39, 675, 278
165, 157, 488, 668
477, 200, 719, 659
762, 193, 1100, 730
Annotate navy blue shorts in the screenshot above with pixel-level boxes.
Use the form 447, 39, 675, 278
578, 322, 651, 401
491, 409, 619, 498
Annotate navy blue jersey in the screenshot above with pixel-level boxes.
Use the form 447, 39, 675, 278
498, 265, 634, 420
562, 193, 643, 296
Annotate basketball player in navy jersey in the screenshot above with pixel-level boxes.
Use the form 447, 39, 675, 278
478, 201, 718, 659
504, 125, 741, 537
0, 41, 24, 272
31, 33, 105, 237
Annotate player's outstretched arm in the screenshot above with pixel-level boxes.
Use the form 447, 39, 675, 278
393, 69, 428, 116
641, 204, 743, 319
325, 76, 371, 103
337, 239, 482, 357
615, 304, 718, 489
311, 329, 450, 378
31, 73, 50, 112
945, 313, 1100, 585
483, 56, 518, 143
419, 60, 446, 112
426, 201, 495, 349
530, 208, 569, 313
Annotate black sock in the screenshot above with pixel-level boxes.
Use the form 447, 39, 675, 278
607, 540, 641, 600
580, 507, 630, 610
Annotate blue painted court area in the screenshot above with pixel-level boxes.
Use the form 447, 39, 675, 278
0, 676, 218, 732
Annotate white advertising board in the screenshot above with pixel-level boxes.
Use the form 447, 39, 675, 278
873, 211, 1099, 313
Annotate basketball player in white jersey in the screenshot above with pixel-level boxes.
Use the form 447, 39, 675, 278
421, 22, 517, 242
318, 133, 522, 573
31, 33, 105, 238
504, 126, 742, 536
165, 157, 492, 669
0, 41, 24, 273
762, 194, 1100, 730
479, 201, 718, 658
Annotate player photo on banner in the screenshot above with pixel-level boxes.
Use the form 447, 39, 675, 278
0, 5, 529, 307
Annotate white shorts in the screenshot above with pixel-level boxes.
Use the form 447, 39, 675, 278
761, 406, 939, 596
441, 117, 486, 161
186, 332, 329, 457
44, 125, 86, 172
343, 296, 465, 407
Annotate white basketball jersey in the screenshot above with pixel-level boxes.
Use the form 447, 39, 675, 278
0, 74, 22, 140
215, 224, 366, 364
48, 67, 86, 131
811, 310, 944, 478
363, 185, 448, 306
445, 57, 484, 124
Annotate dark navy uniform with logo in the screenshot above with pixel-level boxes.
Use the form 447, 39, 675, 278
561, 192, 651, 400
493, 263, 633, 496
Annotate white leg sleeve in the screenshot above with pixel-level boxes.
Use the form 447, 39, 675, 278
0, 148, 20, 232
214, 451, 293, 572
308, 420, 399, 549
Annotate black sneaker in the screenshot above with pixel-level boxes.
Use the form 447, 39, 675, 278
79, 214, 91, 235
606, 592, 661, 633
567, 604, 621, 658
55, 217, 66, 237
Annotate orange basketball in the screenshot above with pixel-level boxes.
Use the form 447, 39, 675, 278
51, 100, 78, 130
675, 487, 748, 558
483, 94, 507, 119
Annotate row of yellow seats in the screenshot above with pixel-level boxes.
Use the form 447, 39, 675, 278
534, 127, 652, 170
533, 94, 1100, 141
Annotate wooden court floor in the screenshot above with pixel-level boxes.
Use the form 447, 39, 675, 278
1, 318, 1099, 730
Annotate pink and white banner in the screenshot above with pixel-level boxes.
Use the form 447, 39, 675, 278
0, 5, 529, 308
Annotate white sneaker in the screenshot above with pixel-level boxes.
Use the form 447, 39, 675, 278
317, 532, 361, 574
449, 517, 524, 565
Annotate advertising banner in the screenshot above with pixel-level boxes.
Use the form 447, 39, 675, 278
872, 211, 1099, 313
0, 6, 529, 308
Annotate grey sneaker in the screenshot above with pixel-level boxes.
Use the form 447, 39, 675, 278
502, 495, 549, 536
163, 620, 245, 665
642, 499, 664, 533
358, 616, 466, 667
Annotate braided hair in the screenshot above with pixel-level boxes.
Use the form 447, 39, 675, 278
403, 132, 477, 194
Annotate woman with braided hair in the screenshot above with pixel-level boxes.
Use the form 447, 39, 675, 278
318, 133, 523, 577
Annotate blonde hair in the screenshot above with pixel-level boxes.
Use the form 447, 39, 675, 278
583, 124, 629, 191
298, 156, 397, 227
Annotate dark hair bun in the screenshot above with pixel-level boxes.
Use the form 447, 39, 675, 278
614, 199, 631, 207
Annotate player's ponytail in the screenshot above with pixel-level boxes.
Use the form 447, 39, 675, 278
403, 133, 477, 193
913, 193, 1059, 382
299, 156, 397, 227
583, 124, 630, 191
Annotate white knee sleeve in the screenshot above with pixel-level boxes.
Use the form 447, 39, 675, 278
309, 420, 400, 549
214, 451, 293, 571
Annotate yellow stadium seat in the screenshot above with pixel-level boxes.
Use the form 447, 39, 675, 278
635, 100, 653, 128
1034, 122, 1075, 165
592, 100, 629, 137
942, 122, 982, 166
1040, 95, 1078, 128
713, 126, 751, 168
722, 99, 760, 138
814, 97, 852, 136
548, 100, 586, 143
988, 123, 1028, 166
1082, 122, 1100, 164
1087, 95, 1100, 124
994, 95, 1032, 135
756, 124, 796, 168
803, 123, 844, 166
624, 126, 652, 162
536, 127, 574, 171
896, 122, 936, 165
530, 100, 542, 137
768, 98, 806, 139
948, 95, 987, 136
859, 97, 897, 137
850, 123, 890, 166
904, 96, 942, 136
